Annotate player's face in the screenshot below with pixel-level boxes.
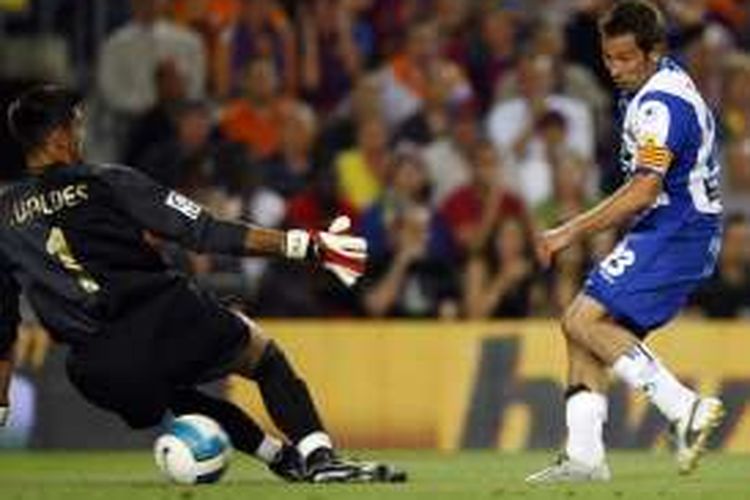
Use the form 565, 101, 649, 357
601, 34, 657, 91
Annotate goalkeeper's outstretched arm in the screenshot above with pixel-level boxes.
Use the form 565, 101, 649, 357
100, 165, 367, 286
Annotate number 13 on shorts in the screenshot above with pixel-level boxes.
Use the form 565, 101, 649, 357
599, 242, 636, 281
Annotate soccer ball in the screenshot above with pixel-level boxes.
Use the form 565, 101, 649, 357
154, 414, 232, 485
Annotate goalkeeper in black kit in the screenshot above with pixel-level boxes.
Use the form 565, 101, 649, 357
0, 85, 405, 483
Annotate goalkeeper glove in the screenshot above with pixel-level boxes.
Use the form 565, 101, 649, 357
285, 216, 367, 287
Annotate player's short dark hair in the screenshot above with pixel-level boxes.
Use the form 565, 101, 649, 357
6, 84, 82, 152
599, 0, 666, 54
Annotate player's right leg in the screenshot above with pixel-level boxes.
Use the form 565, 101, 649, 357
564, 293, 724, 475
229, 313, 406, 483
670, 397, 725, 475
169, 387, 305, 482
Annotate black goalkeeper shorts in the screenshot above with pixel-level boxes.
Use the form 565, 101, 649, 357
65, 280, 249, 429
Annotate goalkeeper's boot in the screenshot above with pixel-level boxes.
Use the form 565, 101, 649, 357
525, 453, 611, 484
304, 448, 408, 483
671, 396, 725, 475
268, 444, 305, 482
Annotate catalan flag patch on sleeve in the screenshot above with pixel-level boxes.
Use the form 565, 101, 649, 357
636, 139, 673, 172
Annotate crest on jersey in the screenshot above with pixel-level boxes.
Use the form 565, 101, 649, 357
166, 191, 202, 220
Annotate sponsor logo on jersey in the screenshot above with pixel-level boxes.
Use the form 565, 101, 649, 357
166, 191, 202, 220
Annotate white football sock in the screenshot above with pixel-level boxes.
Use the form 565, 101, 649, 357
611, 343, 697, 422
255, 435, 283, 464
296, 431, 333, 461
565, 391, 607, 467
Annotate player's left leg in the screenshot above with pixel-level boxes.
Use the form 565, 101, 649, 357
526, 319, 611, 483
563, 293, 724, 474
563, 340, 609, 466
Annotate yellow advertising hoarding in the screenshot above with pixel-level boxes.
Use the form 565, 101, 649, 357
0, 0, 28, 12
227, 320, 750, 452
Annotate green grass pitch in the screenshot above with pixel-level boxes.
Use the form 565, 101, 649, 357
0, 451, 748, 499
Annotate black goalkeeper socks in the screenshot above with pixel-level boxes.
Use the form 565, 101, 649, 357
168, 387, 264, 456
252, 341, 326, 444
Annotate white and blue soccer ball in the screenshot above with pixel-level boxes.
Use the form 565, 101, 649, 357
154, 414, 232, 485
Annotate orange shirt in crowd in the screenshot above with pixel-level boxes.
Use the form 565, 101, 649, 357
171, 0, 239, 29
389, 53, 429, 99
219, 98, 292, 159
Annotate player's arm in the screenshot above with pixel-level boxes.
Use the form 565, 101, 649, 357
102, 166, 366, 286
0, 259, 20, 426
536, 174, 662, 266
536, 98, 677, 266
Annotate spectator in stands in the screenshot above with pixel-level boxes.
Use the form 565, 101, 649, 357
298, 0, 368, 113
360, 149, 458, 318
705, 0, 749, 44
359, 145, 453, 260
463, 216, 540, 319
467, 7, 519, 113
137, 99, 257, 206
440, 140, 530, 256
722, 137, 750, 218
124, 58, 187, 168
394, 86, 451, 146
434, 0, 473, 67
286, 167, 358, 231
97, 0, 206, 116
720, 52, 750, 141
170, 0, 241, 98
369, 0, 429, 57
524, 19, 610, 148
138, 101, 218, 188
535, 151, 595, 228
218, 0, 297, 97
377, 18, 472, 129
420, 102, 479, 205
316, 74, 384, 168
682, 23, 735, 109
563, 0, 614, 88
395, 48, 474, 146
261, 104, 318, 198
487, 54, 594, 208
692, 213, 750, 318
219, 57, 300, 161
335, 113, 392, 210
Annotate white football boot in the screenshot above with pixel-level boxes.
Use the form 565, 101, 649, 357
525, 454, 611, 484
671, 396, 725, 475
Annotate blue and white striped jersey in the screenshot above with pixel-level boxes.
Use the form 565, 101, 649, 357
619, 57, 722, 231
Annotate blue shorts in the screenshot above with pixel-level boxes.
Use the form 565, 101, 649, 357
584, 220, 721, 337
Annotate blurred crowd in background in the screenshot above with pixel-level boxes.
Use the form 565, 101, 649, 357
1, 0, 750, 321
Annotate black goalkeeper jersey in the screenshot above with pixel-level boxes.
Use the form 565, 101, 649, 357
0, 162, 250, 351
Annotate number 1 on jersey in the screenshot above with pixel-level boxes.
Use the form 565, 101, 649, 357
45, 227, 100, 293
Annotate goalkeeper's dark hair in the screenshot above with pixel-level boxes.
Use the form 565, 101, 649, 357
6, 84, 82, 152
599, 0, 666, 54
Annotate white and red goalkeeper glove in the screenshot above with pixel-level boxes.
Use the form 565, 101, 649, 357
284, 216, 367, 287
